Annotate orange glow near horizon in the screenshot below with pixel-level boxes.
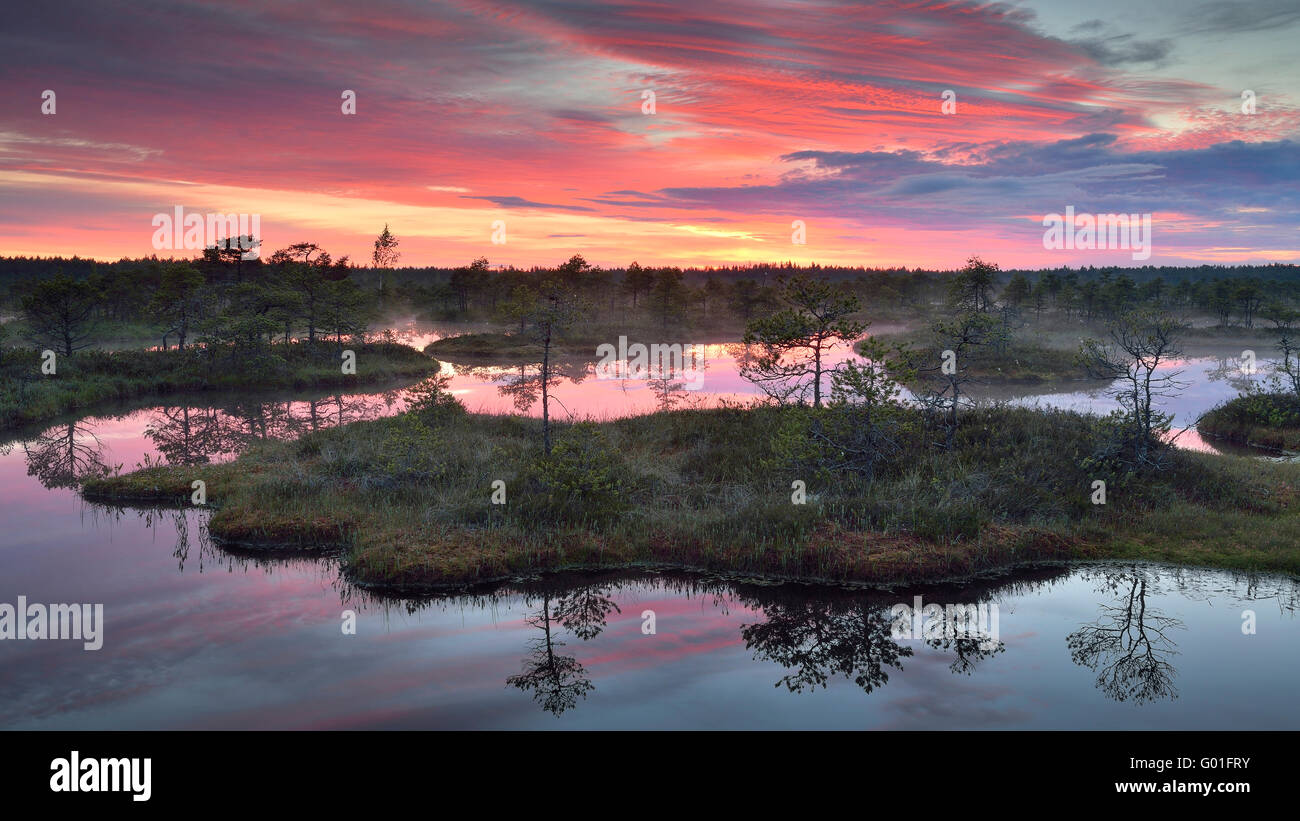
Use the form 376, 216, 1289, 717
1, 0, 1297, 269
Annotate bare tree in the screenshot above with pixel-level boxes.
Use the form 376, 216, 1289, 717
497, 278, 584, 454
911, 311, 998, 449
1262, 302, 1300, 397
1078, 309, 1188, 470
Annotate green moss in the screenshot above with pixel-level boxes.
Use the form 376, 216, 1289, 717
1199, 392, 1300, 451
82, 402, 1300, 590
868, 330, 1091, 384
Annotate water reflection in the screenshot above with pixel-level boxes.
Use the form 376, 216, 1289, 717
7, 495, 1300, 729
739, 597, 913, 694
6, 328, 1300, 728
23, 421, 116, 489
360, 569, 1058, 718
334, 564, 1299, 722
1067, 567, 1183, 704
507, 588, 620, 715
925, 622, 1007, 676
84, 501, 340, 577
146, 405, 225, 465
495, 360, 589, 417
8, 386, 410, 491
200, 391, 398, 451
423, 340, 1287, 460
1205, 352, 1263, 395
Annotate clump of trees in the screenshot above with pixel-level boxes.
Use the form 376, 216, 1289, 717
18, 274, 100, 356
7, 232, 383, 379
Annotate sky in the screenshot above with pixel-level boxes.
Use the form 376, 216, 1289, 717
1, 0, 1298, 269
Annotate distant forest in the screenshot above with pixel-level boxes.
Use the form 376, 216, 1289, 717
5, 253, 1300, 289
3, 251, 1299, 343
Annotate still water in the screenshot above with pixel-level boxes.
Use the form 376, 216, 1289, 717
1, 330, 1295, 729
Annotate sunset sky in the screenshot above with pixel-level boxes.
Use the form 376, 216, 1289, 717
2, 0, 1298, 269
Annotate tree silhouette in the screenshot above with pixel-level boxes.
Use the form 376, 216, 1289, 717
1067, 569, 1182, 704
23, 421, 113, 489
19, 273, 100, 355
506, 586, 619, 716
495, 280, 585, 453
741, 275, 865, 407
741, 598, 911, 694
1078, 309, 1189, 470
145, 405, 226, 465
924, 629, 1005, 676
372, 224, 401, 303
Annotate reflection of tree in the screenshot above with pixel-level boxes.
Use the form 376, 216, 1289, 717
1206, 354, 1263, 395
1067, 569, 1182, 704
376, 570, 1069, 716
23, 421, 114, 489
554, 587, 621, 640
647, 346, 707, 411
740, 599, 912, 694
146, 405, 225, 465
147, 393, 388, 461
925, 631, 1004, 676
496, 360, 586, 416
497, 363, 538, 414
724, 342, 757, 371
507, 587, 619, 716
1239, 572, 1300, 615
90, 500, 326, 577
648, 375, 687, 411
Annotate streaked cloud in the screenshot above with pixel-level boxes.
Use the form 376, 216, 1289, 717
0, 0, 1296, 266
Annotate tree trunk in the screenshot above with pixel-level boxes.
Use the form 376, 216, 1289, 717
542, 334, 552, 455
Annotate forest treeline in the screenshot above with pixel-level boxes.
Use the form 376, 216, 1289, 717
4, 245, 1300, 343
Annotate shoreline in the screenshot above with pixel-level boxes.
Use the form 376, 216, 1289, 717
63, 483, 1300, 595
81, 401, 1300, 592
0, 341, 439, 431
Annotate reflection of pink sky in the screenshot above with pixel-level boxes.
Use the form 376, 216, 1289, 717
0, 489, 765, 729
439, 340, 864, 417
1171, 428, 1218, 454
14, 344, 1276, 496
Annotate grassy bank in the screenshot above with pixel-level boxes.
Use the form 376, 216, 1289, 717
422, 332, 579, 361
869, 330, 1089, 384
0, 318, 167, 351
0, 341, 438, 430
424, 320, 749, 362
82, 400, 1300, 590
1199, 392, 1300, 451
